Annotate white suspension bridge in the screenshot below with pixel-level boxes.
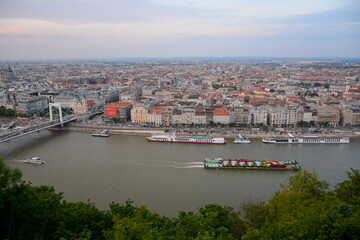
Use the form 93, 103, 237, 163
0, 103, 90, 144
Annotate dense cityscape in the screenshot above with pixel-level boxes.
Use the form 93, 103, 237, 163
1, 60, 360, 132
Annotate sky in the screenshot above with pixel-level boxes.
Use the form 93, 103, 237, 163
0, 0, 359, 60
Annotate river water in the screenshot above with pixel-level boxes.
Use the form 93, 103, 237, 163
1, 130, 360, 217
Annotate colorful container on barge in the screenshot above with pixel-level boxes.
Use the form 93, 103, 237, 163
204, 158, 300, 170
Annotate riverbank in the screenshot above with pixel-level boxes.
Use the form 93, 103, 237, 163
53, 123, 360, 139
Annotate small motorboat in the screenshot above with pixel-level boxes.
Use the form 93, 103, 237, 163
233, 134, 251, 144
24, 157, 45, 164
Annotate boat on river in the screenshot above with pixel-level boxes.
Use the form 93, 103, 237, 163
233, 133, 251, 144
204, 158, 300, 170
24, 157, 45, 165
147, 132, 226, 144
92, 129, 109, 137
262, 133, 349, 144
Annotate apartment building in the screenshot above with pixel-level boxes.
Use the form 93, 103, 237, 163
105, 101, 133, 121
16, 97, 48, 114
131, 103, 149, 124
316, 106, 340, 126
213, 107, 234, 124
233, 107, 249, 125
148, 106, 163, 126
268, 106, 299, 126
341, 108, 360, 126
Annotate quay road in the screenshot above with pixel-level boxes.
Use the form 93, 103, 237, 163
64, 122, 360, 139
0, 114, 88, 144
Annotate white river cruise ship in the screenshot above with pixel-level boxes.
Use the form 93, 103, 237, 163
147, 132, 226, 144
262, 134, 350, 144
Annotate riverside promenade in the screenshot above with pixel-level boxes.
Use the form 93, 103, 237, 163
58, 122, 360, 139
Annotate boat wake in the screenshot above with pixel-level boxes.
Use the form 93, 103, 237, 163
173, 162, 203, 169
174, 165, 203, 169
155, 161, 204, 169
188, 162, 203, 165
126, 160, 204, 169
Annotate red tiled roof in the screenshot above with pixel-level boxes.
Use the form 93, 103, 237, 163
267, 99, 286, 103
241, 89, 253, 94
149, 107, 163, 114
87, 100, 96, 106
213, 110, 230, 116
105, 102, 133, 107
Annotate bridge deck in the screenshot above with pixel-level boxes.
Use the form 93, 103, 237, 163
0, 115, 81, 143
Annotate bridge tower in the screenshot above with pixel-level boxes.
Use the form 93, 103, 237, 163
49, 103, 64, 126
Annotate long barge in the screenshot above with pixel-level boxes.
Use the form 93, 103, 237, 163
147, 132, 226, 144
204, 158, 300, 170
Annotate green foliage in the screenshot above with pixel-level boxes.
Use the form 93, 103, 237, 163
0, 106, 16, 117
243, 170, 360, 240
110, 117, 121, 124
54, 201, 112, 240
309, 121, 316, 127
318, 121, 329, 127
297, 120, 310, 127
212, 84, 221, 89
242, 202, 266, 230
261, 125, 268, 131
0, 158, 112, 240
106, 200, 171, 240
0, 159, 22, 190
335, 168, 360, 206
18, 113, 33, 118
212, 84, 236, 90
1, 183, 64, 239
304, 91, 318, 97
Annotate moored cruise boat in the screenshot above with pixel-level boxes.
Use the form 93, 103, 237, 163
262, 135, 350, 144
147, 132, 226, 144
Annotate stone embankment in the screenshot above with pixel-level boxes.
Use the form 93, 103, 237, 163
53, 123, 360, 139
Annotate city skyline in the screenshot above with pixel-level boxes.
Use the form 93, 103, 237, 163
0, 0, 359, 60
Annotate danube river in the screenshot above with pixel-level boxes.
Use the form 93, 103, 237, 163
1, 130, 360, 216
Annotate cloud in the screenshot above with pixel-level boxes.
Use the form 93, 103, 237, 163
0, 0, 188, 25
0, 0, 359, 59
